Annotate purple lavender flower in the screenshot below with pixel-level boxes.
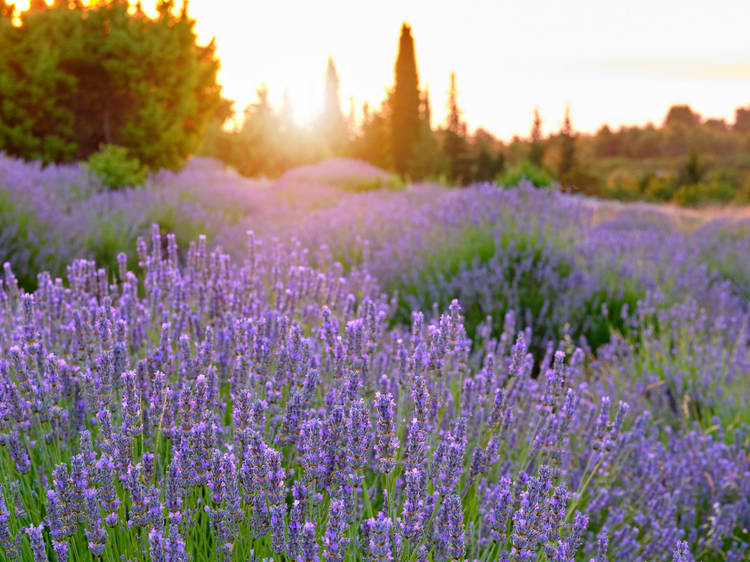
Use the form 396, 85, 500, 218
83, 488, 107, 556
163, 525, 189, 562
367, 512, 393, 562
0, 496, 19, 560
487, 477, 513, 542
324, 497, 348, 561
269, 503, 287, 555
672, 540, 694, 562
402, 467, 425, 543
443, 493, 465, 561
94, 454, 119, 527
299, 519, 319, 562
149, 528, 165, 562
373, 392, 398, 474
286, 487, 305, 559
24, 524, 46, 562
346, 399, 372, 483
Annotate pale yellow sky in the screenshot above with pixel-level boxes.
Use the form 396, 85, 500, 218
16, 0, 750, 140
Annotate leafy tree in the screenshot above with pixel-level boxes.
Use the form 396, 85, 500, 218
471, 128, 504, 183
528, 108, 545, 166
320, 56, 346, 152
735, 106, 750, 134
558, 106, 576, 178
350, 100, 391, 170
408, 87, 446, 180
390, 23, 421, 177
0, 0, 223, 170
664, 104, 701, 128
231, 85, 285, 177
594, 124, 621, 157
0, 3, 78, 162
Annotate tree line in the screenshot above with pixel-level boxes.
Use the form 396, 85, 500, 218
201, 22, 750, 205
2, 4, 748, 202
200, 23, 508, 185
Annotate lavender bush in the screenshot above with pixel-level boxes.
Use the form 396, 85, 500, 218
0, 154, 749, 560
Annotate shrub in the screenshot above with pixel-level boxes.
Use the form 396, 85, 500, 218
87, 144, 147, 190
497, 159, 554, 188
673, 179, 736, 206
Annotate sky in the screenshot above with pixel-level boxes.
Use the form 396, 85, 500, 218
16, 0, 750, 140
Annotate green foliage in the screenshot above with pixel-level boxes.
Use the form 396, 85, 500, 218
350, 100, 392, 171
472, 142, 504, 182
387, 223, 642, 359
83, 213, 140, 279
497, 160, 554, 188
87, 144, 147, 190
341, 174, 405, 193
673, 180, 736, 206
679, 150, 707, 186
0, 0, 223, 170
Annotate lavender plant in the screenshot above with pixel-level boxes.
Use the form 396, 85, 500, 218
0, 220, 746, 562
0, 153, 749, 560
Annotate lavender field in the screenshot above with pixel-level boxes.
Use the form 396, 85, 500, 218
1, 154, 749, 561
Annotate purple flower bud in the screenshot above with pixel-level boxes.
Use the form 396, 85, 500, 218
373, 392, 398, 474
324, 497, 348, 561
24, 524, 46, 562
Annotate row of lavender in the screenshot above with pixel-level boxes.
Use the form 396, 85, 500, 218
0, 226, 748, 561
3, 152, 749, 303
0, 154, 749, 560
0, 155, 394, 290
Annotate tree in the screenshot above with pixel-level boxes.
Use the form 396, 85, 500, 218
408, 87, 446, 181
679, 150, 706, 185
390, 22, 421, 177
594, 124, 621, 157
0, 0, 223, 170
528, 108, 545, 166
664, 104, 701, 128
350, 100, 391, 170
558, 106, 576, 178
443, 72, 469, 184
472, 128, 504, 183
232, 85, 283, 177
735, 106, 750, 134
320, 56, 346, 152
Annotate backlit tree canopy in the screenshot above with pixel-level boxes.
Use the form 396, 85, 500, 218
0, 0, 223, 169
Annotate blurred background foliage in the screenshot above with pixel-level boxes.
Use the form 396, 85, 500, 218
0, 4, 749, 206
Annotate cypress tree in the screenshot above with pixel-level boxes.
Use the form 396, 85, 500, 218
390, 22, 421, 177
